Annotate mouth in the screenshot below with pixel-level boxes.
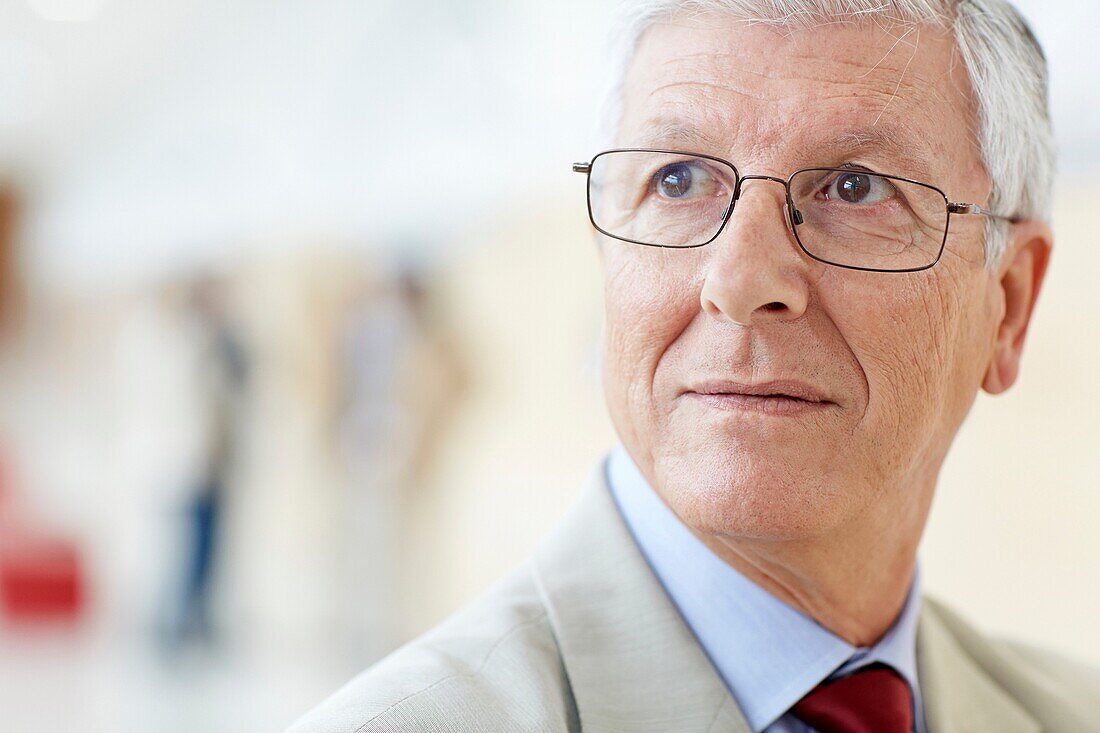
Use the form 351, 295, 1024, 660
682, 380, 836, 416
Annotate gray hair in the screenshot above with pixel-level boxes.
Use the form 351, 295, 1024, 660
599, 0, 1054, 269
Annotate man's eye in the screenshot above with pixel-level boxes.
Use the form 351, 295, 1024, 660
653, 161, 717, 199
824, 171, 896, 205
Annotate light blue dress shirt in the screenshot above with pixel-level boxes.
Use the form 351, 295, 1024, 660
605, 443, 926, 733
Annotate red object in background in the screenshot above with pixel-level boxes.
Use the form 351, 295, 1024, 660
0, 534, 85, 620
0, 451, 87, 623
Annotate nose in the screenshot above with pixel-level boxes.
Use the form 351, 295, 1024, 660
699, 177, 812, 326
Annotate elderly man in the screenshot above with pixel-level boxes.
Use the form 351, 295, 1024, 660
291, 1, 1098, 731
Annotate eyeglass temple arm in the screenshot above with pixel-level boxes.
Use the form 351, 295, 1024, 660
573, 162, 591, 174
948, 202, 1019, 223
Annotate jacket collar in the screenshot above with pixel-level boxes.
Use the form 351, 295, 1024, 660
917, 597, 1041, 733
533, 459, 750, 733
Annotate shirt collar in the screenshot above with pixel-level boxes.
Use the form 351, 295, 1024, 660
606, 442, 924, 733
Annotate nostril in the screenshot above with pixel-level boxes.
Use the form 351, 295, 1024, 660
762, 302, 786, 312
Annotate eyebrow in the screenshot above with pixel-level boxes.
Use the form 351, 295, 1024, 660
821, 130, 935, 178
631, 119, 730, 153
629, 118, 937, 180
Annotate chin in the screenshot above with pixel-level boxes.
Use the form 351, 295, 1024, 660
650, 445, 850, 541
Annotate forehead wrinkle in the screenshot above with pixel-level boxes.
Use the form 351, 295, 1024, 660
653, 55, 939, 111
648, 79, 773, 105
642, 56, 946, 144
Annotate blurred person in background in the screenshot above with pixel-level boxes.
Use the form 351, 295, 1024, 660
290, 1, 1099, 731
157, 275, 248, 648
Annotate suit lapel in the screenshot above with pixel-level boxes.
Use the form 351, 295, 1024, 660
533, 459, 750, 733
918, 597, 1041, 733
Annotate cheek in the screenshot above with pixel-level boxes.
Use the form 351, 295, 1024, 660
833, 268, 969, 455
601, 246, 702, 421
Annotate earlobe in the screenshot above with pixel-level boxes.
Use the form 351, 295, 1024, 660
980, 221, 1053, 396
981, 354, 1015, 395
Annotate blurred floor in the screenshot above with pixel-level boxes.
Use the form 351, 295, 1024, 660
0, 629, 348, 733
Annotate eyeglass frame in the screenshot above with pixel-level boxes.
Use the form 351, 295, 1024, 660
572, 147, 1020, 274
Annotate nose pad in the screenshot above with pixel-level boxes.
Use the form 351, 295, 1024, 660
722, 198, 736, 225
783, 201, 804, 236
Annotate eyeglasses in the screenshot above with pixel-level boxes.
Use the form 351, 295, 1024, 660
572, 148, 1018, 273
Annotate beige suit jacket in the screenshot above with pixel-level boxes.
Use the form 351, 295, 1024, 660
289, 459, 1100, 732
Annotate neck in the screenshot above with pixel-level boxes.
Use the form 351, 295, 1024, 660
692, 479, 933, 647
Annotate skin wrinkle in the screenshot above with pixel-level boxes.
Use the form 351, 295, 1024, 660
653, 60, 929, 105
599, 10, 1052, 646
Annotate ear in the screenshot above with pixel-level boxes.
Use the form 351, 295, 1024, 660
981, 220, 1053, 395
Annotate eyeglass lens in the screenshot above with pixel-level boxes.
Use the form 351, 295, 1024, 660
588, 151, 948, 270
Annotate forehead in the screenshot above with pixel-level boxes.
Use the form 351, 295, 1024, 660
618, 12, 981, 180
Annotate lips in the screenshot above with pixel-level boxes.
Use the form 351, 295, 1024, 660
686, 380, 832, 404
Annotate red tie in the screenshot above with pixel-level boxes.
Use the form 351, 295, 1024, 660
791, 663, 914, 733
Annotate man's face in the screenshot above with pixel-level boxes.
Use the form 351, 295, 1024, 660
601, 15, 1004, 540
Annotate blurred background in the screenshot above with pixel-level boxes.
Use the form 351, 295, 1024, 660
0, 1, 1096, 731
